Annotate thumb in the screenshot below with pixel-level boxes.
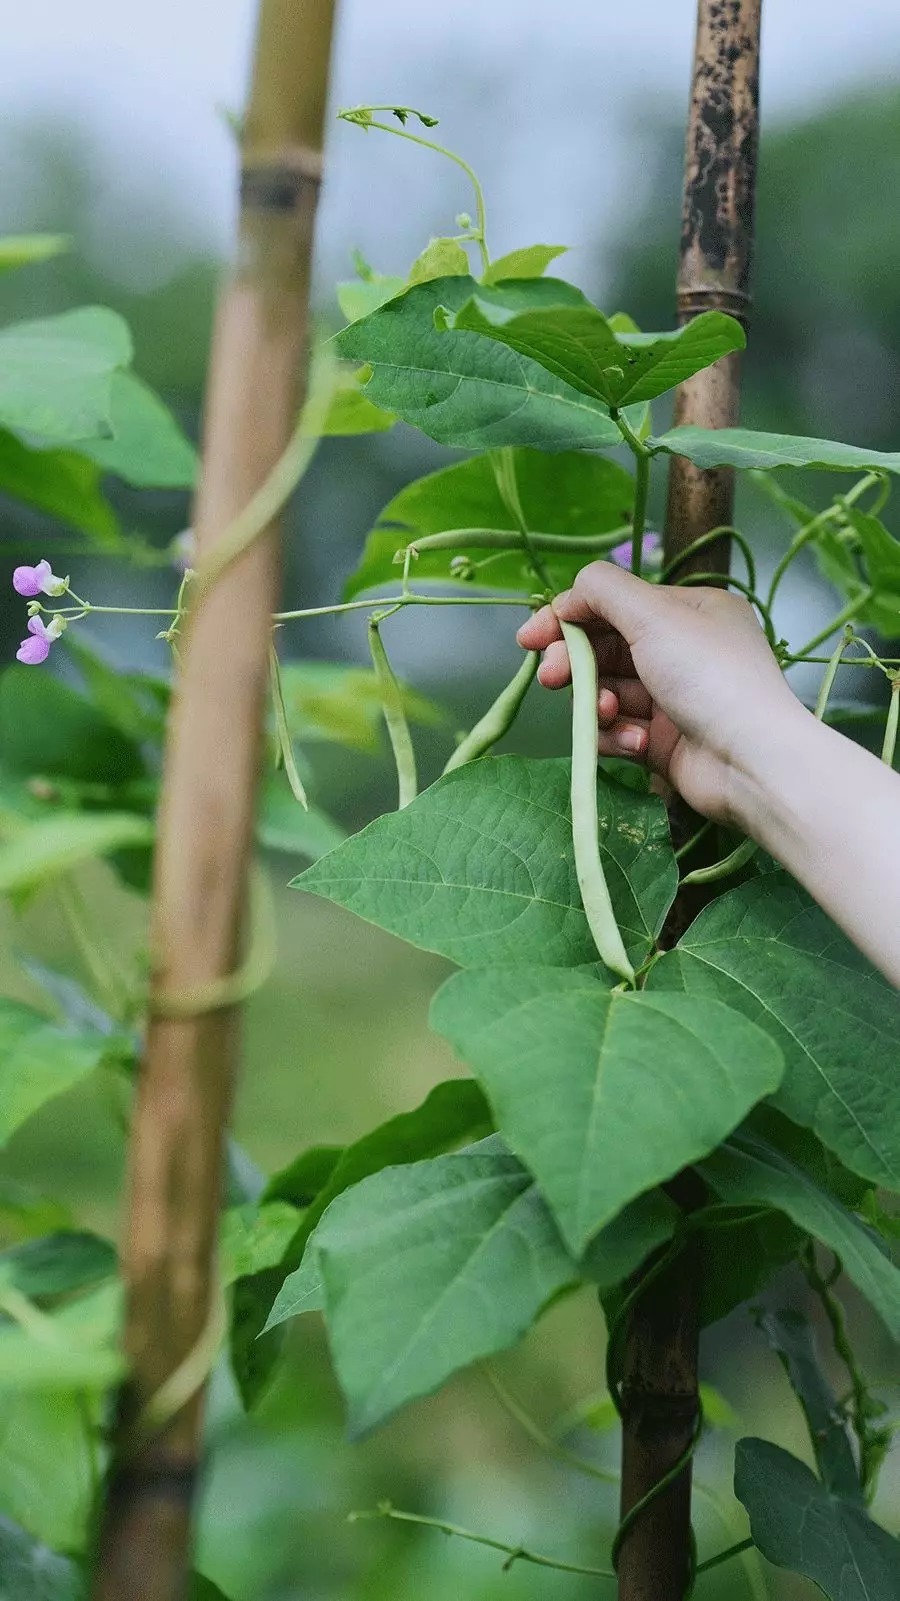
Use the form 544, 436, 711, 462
552, 562, 664, 645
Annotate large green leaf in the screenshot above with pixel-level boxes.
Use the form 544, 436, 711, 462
0, 813, 154, 898
734, 1439, 900, 1600
219, 1203, 301, 1288
842, 505, 900, 636
699, 1134, 900, 1341
232, 1078, 491, 1406
453, 301, 744, 408
756, 1308, 861, 1500
431, 967, 782, 1251
294, 756, 677, 974
0, 431, 119, 545
72, 371, 197, 488
0, 1002, 117, 1146
698, 1209, 802, 1327
0, 309, 130, 443
344, 448, 634, 598
334, 276, 623, 451
0, 1391, 101, 1552
291, 1139, 676, 1434
0, 1516, 81, 1601
0, 1283, 123, 1391
318, 367, 395, 436
651, 425, 900, 476
0, 668, 145, 787
647, 873, 900, 1190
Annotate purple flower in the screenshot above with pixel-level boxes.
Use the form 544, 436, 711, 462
12, 559, 67, 598
609, 533, 662, 570
15, 615, 65, 665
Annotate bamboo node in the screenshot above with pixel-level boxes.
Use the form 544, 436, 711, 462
241, 147, 324, 211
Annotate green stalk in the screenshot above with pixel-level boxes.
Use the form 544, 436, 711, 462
881, 679, 900, 767
443, 652, 538, 773
610, 408, 652, 577
490, 448, 554, 589
560, 620, 634, 983
814, 626, 854, 721
661, 526, 756, 593
368, 616, 418, 808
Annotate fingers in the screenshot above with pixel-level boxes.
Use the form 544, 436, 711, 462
597, 676, 653, 720
517, 605, 562, 652
598, 719, 650, 759
553, 562, 663, 643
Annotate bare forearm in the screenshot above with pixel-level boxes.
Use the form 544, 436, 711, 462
732, 705, 900, 986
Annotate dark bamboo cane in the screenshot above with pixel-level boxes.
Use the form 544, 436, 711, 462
615, 5, 762, 1599
91, 5, 337, 1598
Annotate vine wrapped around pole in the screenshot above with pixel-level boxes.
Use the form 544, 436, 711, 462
90, 4, 337, 1598
616, 5, 763, 1599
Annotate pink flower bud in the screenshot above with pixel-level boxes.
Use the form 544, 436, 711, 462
12, 558, 67, 597
609, 533, 662, 569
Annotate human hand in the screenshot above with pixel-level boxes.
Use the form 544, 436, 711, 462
516, 562, 803, 823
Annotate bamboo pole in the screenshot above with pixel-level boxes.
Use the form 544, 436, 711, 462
616, 6, 762, 1600
91, 5, 337, 1598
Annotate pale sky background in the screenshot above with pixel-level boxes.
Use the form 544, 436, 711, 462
4, 0, 900, 297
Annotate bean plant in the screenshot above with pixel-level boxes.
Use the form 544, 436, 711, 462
1, 113, 900, 1600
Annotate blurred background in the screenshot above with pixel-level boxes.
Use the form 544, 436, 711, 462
1, 1, 899, 1596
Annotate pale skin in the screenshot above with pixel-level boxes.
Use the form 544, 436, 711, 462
517, 563, 900, 987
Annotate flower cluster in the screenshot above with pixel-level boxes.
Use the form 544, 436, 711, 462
12, 560, 68, 664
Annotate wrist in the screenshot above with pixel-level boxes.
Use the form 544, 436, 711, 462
721, 694, 818, 841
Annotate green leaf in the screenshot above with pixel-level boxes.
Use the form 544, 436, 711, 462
699, 1133, 900, 1341
408, 238, 470, 284
263, 1079, 494, 1330
756, 1307, 861, 1499
262, 1145, 343, 1207
0, 236, 69, 275
336, 274, 406, 324
233, 1079, 491, 1405
734, 1438, 900, 1600
0, 1282, 123, 1391
0, 308, 130, 444
334, 276, 623, 451
0, 1186, 71, 1249
0, 813, 154, 898
344, 448, 634, 599
318, 367, 395, 436
219, 1203, 301, 1287
431, 967, 782, 1251
452, 303, 744, 408
0, 1002, 116, 1146
295, 1139, 671, 1434
652, 426, 900, 477
0, 667, 145, 787
278, 660, 443, 754
0, 1516, 82, 1601
842, 505, 900, 635
71, 371, 197, 489
0, 1233, 116, 1303
294, 757, 678, 974
698, 1208, 802, 1327
0, 431, 119, 545
255, 778, 346, 859
648, 874, 900, 1190
0, 1391, 101, 1552
483, 245, 568, 284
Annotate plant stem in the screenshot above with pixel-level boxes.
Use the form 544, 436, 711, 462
794, 589, 875, 657
490, 448, 554, 589
674, 819, 714, 862
881, 679, 900, 767
681, 835, 757, 886
442, 651, 538, 773
661, 526, 756, 593
695, 1537, 755, 1575
338, 108, 490, 272
368, 616, 418, 807
611, 409, 652, 577
274, 592, 533, 620
349, 1503, 615, 1580
560, 620, 634, 982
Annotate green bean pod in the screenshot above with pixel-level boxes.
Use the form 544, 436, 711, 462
814, 625, 854, 721
268, 643, 308, 808
442, 651, 539, 774
560, 620, 634, 984
681, 834, 757, 886
881, 679, 900, 767
368, 617, 418, 809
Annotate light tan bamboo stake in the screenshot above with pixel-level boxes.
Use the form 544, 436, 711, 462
91, 5, 337, 1598
616, 5, 762, 1601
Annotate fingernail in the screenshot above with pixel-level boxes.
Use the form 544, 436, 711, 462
615, 727, 645, 754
